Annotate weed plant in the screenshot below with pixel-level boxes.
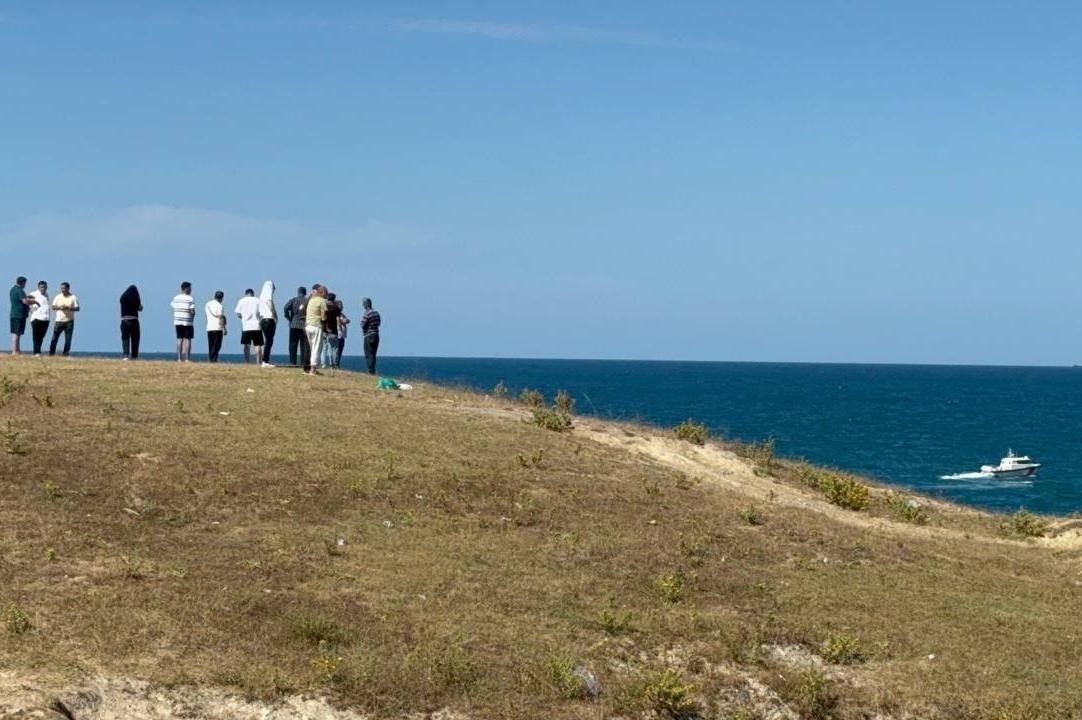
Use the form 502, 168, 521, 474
2, 603, 31, 634
1001, 509, 1048, 538
598, 608, 634, 635
519, 388, 545, 407
532, 406, 572, 432
791, 668, 838, 720
798, 464, 870, 510
738, 506, 764, 525
544, 654, 593, 700
821, 632, 864, 664
673, 419, 707, 446
642, 668, 697, 717
2, 422, 26, 455
654, 573, 686, 603
885, 492, 928, 524
554, 390, 575, 415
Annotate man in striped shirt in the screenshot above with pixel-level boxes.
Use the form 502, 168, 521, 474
361, 297, 381, 375
171, 281, 196, 362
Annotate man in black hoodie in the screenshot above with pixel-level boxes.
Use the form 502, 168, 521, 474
119, 285, 142, 360
282, 286, 309, 367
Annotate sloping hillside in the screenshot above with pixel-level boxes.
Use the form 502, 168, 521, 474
2, 358, 1080, 719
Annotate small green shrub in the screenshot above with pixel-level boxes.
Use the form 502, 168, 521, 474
311, 639, 344, 683
405, 637, 479, 691
678, 533, 710, 566
383, 452, 400, 482
0, 375, 17, 397
642, 668, 698, 717
42, 481, 61, 500
821, 632, 864, 664
748, 437, 776, 474
544, 654, 594, 700
673, 420, 707, 446
492, 380, 508, 398
797, 462, 822, 489
643, 478, 661, 497
2, 422, 26, 455
1001, 509, 1048, 538
599, 608, 634, 635
654, 573, 686, 604
738, 506, 764, 525
792, 668, 838, 719
516, 449, 544, 468
519, 388, 545, 407
554, 389, 575, 415
885, 492, 927, 524
290, 612, 349, 647
2, 603, 31, 634
820, 472, 869, 511
532, 406, 572, 432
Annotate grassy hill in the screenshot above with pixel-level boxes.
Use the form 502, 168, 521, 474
2, 358, 1081, 719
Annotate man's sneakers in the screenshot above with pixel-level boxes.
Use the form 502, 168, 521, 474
261, 362, 275, 368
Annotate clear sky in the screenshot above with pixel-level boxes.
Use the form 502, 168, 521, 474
3, 1, 1082, 363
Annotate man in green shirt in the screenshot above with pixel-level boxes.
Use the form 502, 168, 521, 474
9, 276, 36, 356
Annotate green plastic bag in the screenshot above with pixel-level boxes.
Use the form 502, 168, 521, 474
376, 377, 400, 390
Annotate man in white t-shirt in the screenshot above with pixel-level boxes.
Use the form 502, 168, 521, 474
205, 290, 226, 363
171, 281, 196, 362
27, 280, 51, 356
234, 288, 264, 365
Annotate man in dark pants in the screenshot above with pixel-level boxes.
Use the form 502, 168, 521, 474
361, 297, 381, 375
28, 280, 51, 356
48, 282, 80, 357
283, 286, 309, 367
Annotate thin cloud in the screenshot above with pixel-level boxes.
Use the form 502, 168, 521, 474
397, 19, 724, 51
0, 205, 439, 258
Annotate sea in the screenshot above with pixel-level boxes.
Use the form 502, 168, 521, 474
93, 354, 1082, 515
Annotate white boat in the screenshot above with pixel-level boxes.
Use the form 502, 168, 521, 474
980, 450, 1041, 478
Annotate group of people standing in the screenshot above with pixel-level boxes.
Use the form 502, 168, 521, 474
8, 277, 81, 357
8, 276, 382, 374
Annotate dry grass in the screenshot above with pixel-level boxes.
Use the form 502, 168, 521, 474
2, 357, 1082, 718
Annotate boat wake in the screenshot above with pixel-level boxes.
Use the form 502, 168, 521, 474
936, 471, 1034, 490
939, 471, 995, 480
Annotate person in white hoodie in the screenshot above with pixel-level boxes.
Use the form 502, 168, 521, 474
257, 280, 277, 367
234, 288, 264, 365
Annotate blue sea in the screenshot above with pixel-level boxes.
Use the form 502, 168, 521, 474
102, 354, 1082, 515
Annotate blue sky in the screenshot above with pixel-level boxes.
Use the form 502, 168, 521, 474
3, 1, 1082, 363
